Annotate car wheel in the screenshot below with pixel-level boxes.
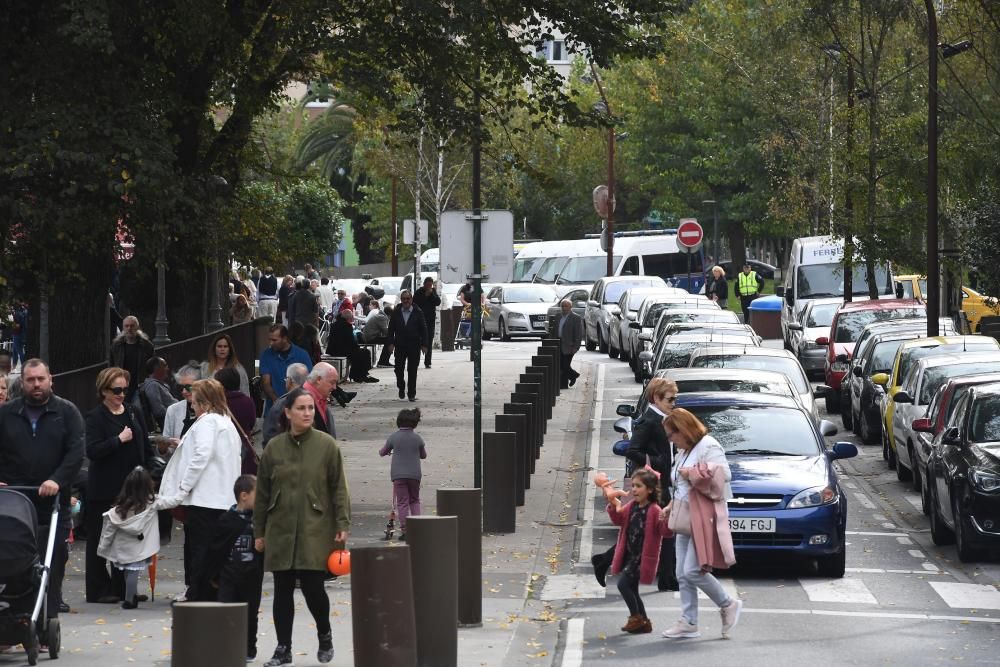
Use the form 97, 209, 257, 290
908, 443, 921, 491
499, 318, 511, 342
841, 389, 853, 430
919, 468, 932, 515
860, 411, 878, 446
633, 363, 643, 384
598, 329, 608, 354
824, 391, 840, 414
621, 343, 631, 363
585, 328, 597, 351
953, 493, 987, 563
816, 546, 846, 578
895, 446, 912, 482
929, 484, 955, 545
608, 335, 619, 359
886, 433, 898, 470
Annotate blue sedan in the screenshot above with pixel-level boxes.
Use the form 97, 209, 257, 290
675, 393, 857, 577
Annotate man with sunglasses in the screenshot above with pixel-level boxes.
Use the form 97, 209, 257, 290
386, 290, 428, 402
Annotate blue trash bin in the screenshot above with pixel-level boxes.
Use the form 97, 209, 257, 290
747, 295, 783, 339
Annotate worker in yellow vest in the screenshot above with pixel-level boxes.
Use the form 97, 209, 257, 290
737, 264, 764, 323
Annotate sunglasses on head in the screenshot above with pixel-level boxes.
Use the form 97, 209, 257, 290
109, 387, 126, 395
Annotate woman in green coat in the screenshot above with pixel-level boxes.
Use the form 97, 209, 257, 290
254, 387, 351, 667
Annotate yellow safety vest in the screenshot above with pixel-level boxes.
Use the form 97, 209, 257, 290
738, 271, 759, 297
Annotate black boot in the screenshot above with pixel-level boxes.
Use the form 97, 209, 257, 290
317, 631, 334, 663
591, 547, 613, 588
264, 645, 293, 667
332, 387, 356, 407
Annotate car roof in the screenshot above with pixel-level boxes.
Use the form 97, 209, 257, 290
837, 298, 923, 313
914, 351, 1000, 371
899, 335, 991, 351
691, 346, 795, 359
942, 373, 1000, 392
665, 332, 758, 342
597, 275, 668, 285
675, 391, 801, 410
805, 297, 845, 308
660, 368, 792, 383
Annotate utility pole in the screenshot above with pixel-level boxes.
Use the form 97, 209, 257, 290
589, 62, 615, 277
391, 176, 398, 276
471, 71, 484, 490
924, 0, 940, 336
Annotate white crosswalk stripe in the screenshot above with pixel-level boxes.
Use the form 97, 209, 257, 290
928, 582, 1000, 610
799, 577, 878, 604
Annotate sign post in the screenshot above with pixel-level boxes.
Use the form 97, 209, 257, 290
676, 218, 704, 293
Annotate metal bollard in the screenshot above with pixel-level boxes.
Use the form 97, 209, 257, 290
408, 516, 458, 666
437, 488, 483, 627
483, 432, 517, 533
511, 392, 541, 460
526, 365, 555, 409
522, 371, 550, 422
172, 602, 246, 667
539, 341, 562, 395
504, 403, 535, 479
351, 545, 419, 666
515, 382, 544, 435
531, 354, 558, 409
495, 413, 528, 504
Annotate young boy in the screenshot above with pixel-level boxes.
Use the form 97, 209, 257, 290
206, 475, 264, 662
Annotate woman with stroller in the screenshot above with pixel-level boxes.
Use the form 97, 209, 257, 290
84, 367, 155, 603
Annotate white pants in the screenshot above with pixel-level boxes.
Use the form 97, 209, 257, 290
257, 299, 277, 320
675, 533, 732, 625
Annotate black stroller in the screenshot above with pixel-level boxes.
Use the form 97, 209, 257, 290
0, 487, 62, 665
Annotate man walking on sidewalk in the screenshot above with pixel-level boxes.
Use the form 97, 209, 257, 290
736, 263, 764, 323
412, 277, 441, 369
386, 290, 428, 402
555, 299, 584, 389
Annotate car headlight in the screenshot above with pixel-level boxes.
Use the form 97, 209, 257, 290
971, 469, 1000, 493
507, 312, 525, 320
831, 361, 850, 372
787, 485, 839, 509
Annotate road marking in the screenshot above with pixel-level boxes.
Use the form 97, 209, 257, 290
907, 549, 924, 559
560, 618, 584, 667
896, 536, 913, 546
846, 568, 950, 576
853, 493, 876, 509
540, 575, 606, 601
579, 363, 606, 564
568, 606, 1000, 624
929, 582, 1000, 610
799, 578, 877, 604
843, 481, 858, 490
904, 494, 923, 511
873, 513, 888, 522
923, 562, 940, 572
847, 530, 910, 537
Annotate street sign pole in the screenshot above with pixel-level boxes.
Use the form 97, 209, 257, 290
472, 77, 483, 491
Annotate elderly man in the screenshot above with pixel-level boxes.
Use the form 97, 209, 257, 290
262, 362, 309, 446
556, 299, 584, 389
110, 315, 155, 402
302, 362, 350, 437
387, 290, 428, 402
259, 324, 313, 416
0, 359, 85, 618
139, 357, 177, 431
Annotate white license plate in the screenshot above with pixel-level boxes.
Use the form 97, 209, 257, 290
729, 517, 775, 533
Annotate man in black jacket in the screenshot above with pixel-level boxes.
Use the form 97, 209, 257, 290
412, 277, 442, 369
0, 359, 85, 618
387, 290, 428, 401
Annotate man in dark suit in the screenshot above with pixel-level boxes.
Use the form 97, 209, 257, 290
412, 277, 442, 369
387, 290, 428, 401
555, 299, 585, 389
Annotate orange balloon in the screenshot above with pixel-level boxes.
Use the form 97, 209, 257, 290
327, 549, 351, 576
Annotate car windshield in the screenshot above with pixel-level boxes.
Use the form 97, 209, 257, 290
377, 279, 403, 295
512, 256, 549, 282
605, 279, 664, 303
920, 362, 1000, 404
869, 339, 908, 374
797, 263, 892, 299
683, 406, 820, 456
900, 341, 1000, 384
504, 286, 557, 303
532, 257, 569, 284
897, 279, 928, 299
662, 312, 735, 325
675, 378, 795, 399
968, 394, 1000, 443
628, 291, 655, 310
559, 256, 621, 285
834, 308, 925, 343
645, 302, 704, 326
655, 343, 702, 371
691, 355, 809, 393
806, 303, 839, 327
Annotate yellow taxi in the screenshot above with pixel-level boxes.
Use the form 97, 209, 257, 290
893, 274, 1000, 332
871, 335, 1000, 469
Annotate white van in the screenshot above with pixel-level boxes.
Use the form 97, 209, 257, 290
778, 235, 894, 346
512, 239, 600, 283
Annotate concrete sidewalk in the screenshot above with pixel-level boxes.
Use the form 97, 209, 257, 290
47, 340, 596, 666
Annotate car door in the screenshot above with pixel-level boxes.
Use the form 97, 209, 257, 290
892, 367, 921, 454
484, 287, 501, 333
938, 393, 972, 528
586, 281, 603, 339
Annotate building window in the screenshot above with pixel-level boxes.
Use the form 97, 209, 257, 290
535, 40, 567, 63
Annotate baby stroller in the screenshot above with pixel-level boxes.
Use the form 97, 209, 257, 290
0, 487, 62, 665
454, 302, 489, 349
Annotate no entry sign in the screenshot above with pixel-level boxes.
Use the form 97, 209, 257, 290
677, 218, 704, 252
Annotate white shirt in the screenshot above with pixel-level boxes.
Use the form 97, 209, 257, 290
158, 412, 241, 510
671, 434, 731, 502
162, 399, 191, 440
317, 285, 336, 311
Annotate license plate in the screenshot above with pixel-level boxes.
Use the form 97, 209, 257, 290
728, 517, 775, 533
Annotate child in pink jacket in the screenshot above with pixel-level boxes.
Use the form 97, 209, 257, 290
607, 468, 672, 634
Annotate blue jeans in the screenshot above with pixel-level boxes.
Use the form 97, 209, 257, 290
675, 533, 732, 625
11, 334, 25, 367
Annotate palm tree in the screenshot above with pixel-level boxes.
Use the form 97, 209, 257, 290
295, 92, 357, 180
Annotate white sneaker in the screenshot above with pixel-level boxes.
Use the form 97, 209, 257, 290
721, 599, 743, 638
661, 619, 700, 639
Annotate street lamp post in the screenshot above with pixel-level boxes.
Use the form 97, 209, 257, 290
925, 0, 940, 337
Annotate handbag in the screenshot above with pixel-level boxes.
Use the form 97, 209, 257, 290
231, 415, 260, 475
667, 497, 692, 535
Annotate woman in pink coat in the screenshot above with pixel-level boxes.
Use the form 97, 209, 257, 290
607, 468, 672, 634
660, 408, 743, 640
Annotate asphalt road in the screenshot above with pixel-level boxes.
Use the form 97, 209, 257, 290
551, 350, 1000, 666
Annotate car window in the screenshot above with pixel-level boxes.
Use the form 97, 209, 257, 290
869, 340, 908, 375
504, 287, 556, 303
797, 263, 892, 299
899, 341, 1000, 384
968, 394, 1000, 443
675, 378, 796, 399
605, 279, 664, 304
684, 406, 820, 456
927, 387, 944, 423
919, 362, 1000, 405
691, 355, 809, 393
533, 257, 569, 284
558, 256, 622, 285
833, 308, 926, 343
806, 303, 839, 327
946, 386, 972, 424
655, 343, 702, 371
946, 392, 971, 430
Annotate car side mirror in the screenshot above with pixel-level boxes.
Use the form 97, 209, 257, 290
813, 384, 831, 397
893, 391, 913, 404
616, 404, 635, 417
613, 416, 632, 435
573, 301, 586, 308
786, 293, 795, 306
489, 297, 500, 304
587, 300, 599, 308
638, 351, 653, 363
871, 372, 889, 386
629, 322, 642, 330
829, 441, 858, 460
787, 322, 803, 331
638, 332, 652, 341
815, 336, 830, 346
942, 427, 962, 446
852, 366, 863, 377
627, 312, 637, 321
775, 286, 785, 298
911, 418, 933, 433
819, 420, 838, 437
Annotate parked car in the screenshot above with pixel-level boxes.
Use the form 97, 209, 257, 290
688, 347, 825, 424
926, 382, 1000, 561
663, 367, 800, 403
482, 284, 559, 340
818, 299, 925, 412
889, 351, 1000, 484
610, 287, 684, 361
368, 276, 405, 308
848, 329, 928, 444
911, 372, 1000, 515
872, 336, 1000, 468
584, 276, 668, 353
894, 274, 1000, 333
639, 331, 760, 382
625, 296, 718, 369
786, 297, 841, 378
545, 288, 589, 340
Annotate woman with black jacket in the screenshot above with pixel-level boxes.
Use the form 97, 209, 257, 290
708, 265, 729, 309
326, 310, 376, 383
84, 366, 155, 603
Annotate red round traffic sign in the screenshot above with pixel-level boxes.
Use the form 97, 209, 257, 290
677, 219, 704, 249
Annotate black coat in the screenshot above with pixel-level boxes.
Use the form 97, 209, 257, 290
710, 276, 729, 301
387, 306, 428, 350
625, 407, 672, 492
0, 395, 85, 511
85, 404, 155, 502
413, 288, 442, 323
327, 317, 361, 357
